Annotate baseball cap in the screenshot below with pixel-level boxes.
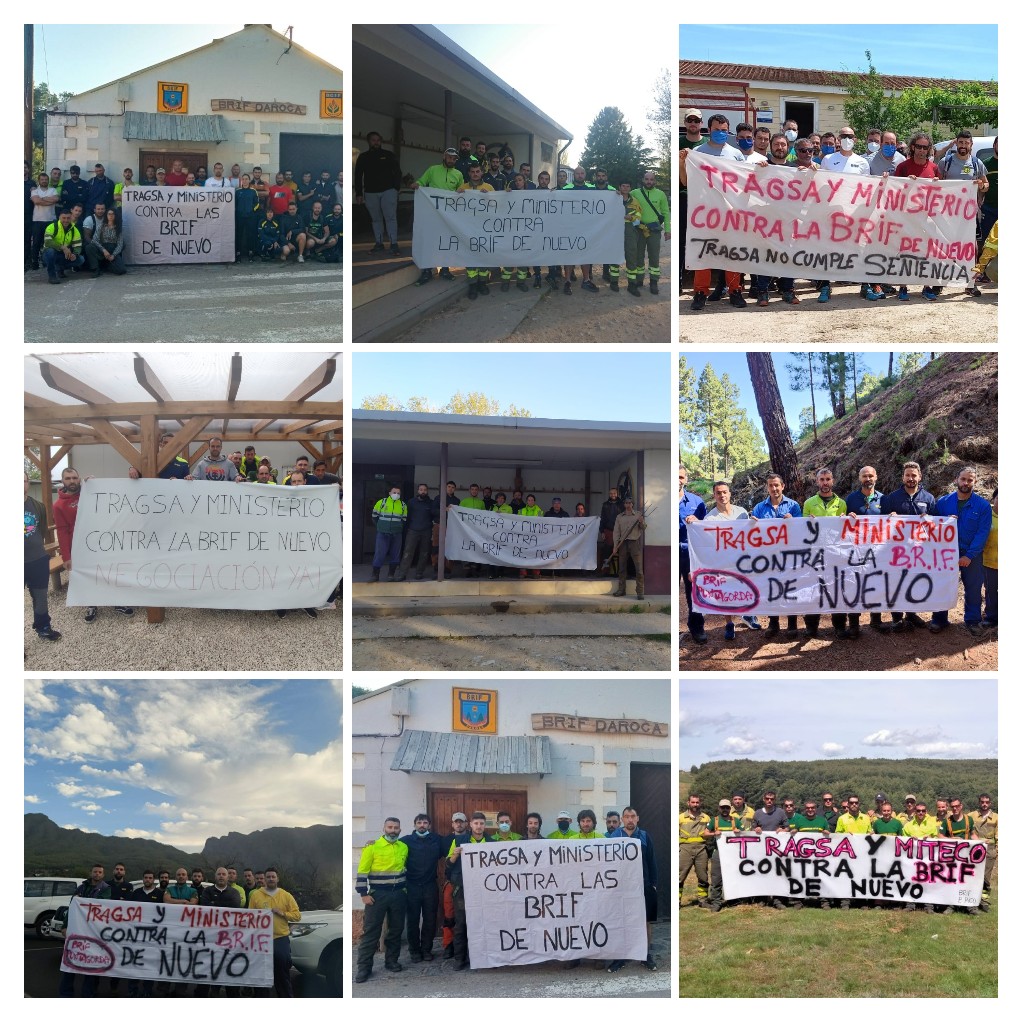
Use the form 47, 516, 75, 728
451, 812, 467, 822
683, 108, 702, 121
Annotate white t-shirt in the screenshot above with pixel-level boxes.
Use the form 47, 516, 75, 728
705, 504, 749, 520
205, 176, 230, 189
820, 152, 870, 175
745, 152, 770, 166
31, 187, 58, 222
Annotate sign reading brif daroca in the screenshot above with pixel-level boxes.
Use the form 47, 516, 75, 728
460, 838, 647, 969
66, 479, 342, 610
62, 898, 273, 986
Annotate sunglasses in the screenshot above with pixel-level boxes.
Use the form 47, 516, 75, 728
685, 117, 701, 123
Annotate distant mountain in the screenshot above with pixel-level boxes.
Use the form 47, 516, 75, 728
24, 814, 342, 881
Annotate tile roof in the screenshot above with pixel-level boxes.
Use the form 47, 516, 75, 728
679, 60, 994, 92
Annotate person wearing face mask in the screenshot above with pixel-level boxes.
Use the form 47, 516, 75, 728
400, 814, 446, 963
370, 484, 408, 582
868, 130, 906, 176
864, 127, 883, 157
782, 118, 800, 158
356, 818, 409, 982
447, 811, 494, 970
818, 131, 838, 160
547, 811, 580, 839
819, 127, 873, 302
493, 810, 522, 840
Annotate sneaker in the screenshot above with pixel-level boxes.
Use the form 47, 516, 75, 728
728, 290, 746, 308
897, 286, 909, 301
606, 960, 626, 973
865, 285, 884, 300
757, 291, 769, 307
416, 269, 433, 286
582, 279, 599, 293
295, 253, 303, 264
782, 290, 800, 304
690, 291, 707, 311
966, 286, 981, 297
818, 284, 831, 303
390, 245, 401, 256
370, 242, 385, 253
303, 608, 318, 618
85, 606, 98, 623
36, 625, 62, 641
707, 286, 724, 302
922, 287, 938, 301
742, 615, 762, 630
724, 623, 736, 640
966, 622, 985, 637
563, 281, 572, 295
115, 606, 135, 616
643, 955, 657, 971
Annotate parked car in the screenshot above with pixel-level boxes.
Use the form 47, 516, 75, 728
24, 877, 80, 938
290, 906, 342, 996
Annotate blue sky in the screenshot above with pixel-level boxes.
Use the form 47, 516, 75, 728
680, 351, 892, 431
680, 24, 997, 81
681, 679, 997, 763
354, 352, 672, 424
32, 24, 343, 96
437, 25, 672, 164
25, 679, 343, 852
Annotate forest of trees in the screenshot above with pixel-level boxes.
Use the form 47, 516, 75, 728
682, 758, 997, 811
360, 391, 531, 417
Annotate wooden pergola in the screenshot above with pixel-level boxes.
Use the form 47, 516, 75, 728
24, 352, 343, 622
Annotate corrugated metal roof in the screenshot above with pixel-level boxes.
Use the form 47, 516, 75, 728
679, 60, 993, 92
124, 112, 231, 142
391, 730, 552, 775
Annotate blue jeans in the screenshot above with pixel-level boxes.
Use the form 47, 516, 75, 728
931, 557, 985, 626
680, 548, 704, 636
42, 247, 85, 281
373, 531, 403, 568
983, 566, 997, 625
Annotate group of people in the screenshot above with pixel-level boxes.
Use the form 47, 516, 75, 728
354, 133, 670, 299
25, 159, 344, 281
369, 481, 647, 597
24, 437, 343, 642
58, 862, 301, 997
680, 789, 997, 914
679, 461, 997, 644
679, 110, 998, 307
356, 805, 659, 981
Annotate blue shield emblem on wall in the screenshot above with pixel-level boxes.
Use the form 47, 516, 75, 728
460, 694, 491, 730
162, 87, 183, 110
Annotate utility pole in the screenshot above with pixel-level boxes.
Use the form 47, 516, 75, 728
24, 25, 34, 164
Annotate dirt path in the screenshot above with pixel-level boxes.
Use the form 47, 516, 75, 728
679, 280, 997, 344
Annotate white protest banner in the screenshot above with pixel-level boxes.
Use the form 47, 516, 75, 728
122, 186, 235, 264
444, 507, 600, 569
412, 186, 625, 267
684, 152, 978, 286
66, 478, 342, 610
62, 897, 274, 986
716, 833, 987, 907
460, 838, 647, 968
687, 515, 959, 615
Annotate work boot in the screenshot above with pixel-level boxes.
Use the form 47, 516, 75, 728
613, 584, 627, 597
416, 269, 433, 286
636, 591, 644, 600
387, 566, 397, 582
602, 266, 612, 282
477, 280, 490, 296
628, 281, 642, 297
443, 945, 454, 960
649, 280, 659, 294
467, 281, 478, 300
610, 279, 619, 292
501, 280, 509, 292
355, 969, 371, 983
370, 567, 380, 583
516, 279, 529, 292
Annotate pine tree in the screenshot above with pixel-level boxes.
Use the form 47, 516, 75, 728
579, 107, 653, 186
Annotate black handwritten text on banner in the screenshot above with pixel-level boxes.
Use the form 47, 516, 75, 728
444, 509, 600, 570
687, 515, 959, 615
717, 833, 986, 907
684, 153, 977, 285
460, 838, 648, 968
412, 187, 625, 267
62, 898, 274, 986
66, 479, 343, 610
122, 186, 235, 264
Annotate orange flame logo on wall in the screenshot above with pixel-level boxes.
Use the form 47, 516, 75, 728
320, 90, 343, 119
158, 82, 188, 114
453, 688, 497, 733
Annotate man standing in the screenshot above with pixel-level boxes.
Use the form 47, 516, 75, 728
447, 811, 494, 970
613, 497, 646, 599
818, 128, 872, 301
929, 466, 992, 638
191, 436, 240, 481
751, 472, 802, 638
164, 867, 198, 906
604, 811, 621, 837
496, 810, 524, 840
400, 813, 446, 963
439, 812, 468, 958
678, 794, 711, 908
600, 486, 625, 575
128, 870, 162, 997
453, 136, 476, 179
58, 866, 111, 996
881, 461, 937, 631
60, 165, 89, 216
730, 791, 756, 829
413, 148, 463, 285
249, 867, 302, 995
560, 166, 600, 295
395, 483, 437, 582
753, 790, 790, 909
25, 471, 60, 642
868, 130, 906, 176
678, 465, 707, 644
606, 806, 658, 972
195, 868, 242, 998
482, 153, 509, 192
109, 863, 133, 900
835, 795, 871, 909
845, 464, 891, 636
802, 468, 849, 638
630, 170, 670, 295
973, 793, 997, 912
29, 171, 59, 270
87, 163, 115, 211
545, 496, 570, 518
371, 484, 408, 582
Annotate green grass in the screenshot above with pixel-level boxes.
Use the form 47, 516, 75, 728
857, 390, 915, 441
646, 633, 672, 644
658, 605, 671, 615
678, 879, 997, 996
969, 355, 989, 370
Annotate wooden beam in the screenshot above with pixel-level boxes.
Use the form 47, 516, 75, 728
281, 417, 324, 435
222, 352, 243, 436
38, 360, 116, 405
39, 445, 53, 529
88, 421, 144, 472
25, 400, 340, 424
250, 357, 337, 434
155, 417, 213, 474
25, 393, 63, 408
300, 441, 323, 461
24, 449, 42, 470
52, 445, 71, 465
133, 354, 182, 427
140, 415, 158, 478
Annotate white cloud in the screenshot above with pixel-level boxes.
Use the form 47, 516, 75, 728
905, 741, 992, 757
72, 801, 103, 813
55, 780, 121, 799
680, 709, 742, 737
24, 794, 43, 804
142, 802, 176, 814
61, 824, 98, 834
24, 680, 58, 715
718, 735, 760, 755
115, 828, 156, 840
775, 740, 797, 754
821, 742, 845, 756
27, 702, 128, 762
862, 727, 943, 747
81, 762, 149, 786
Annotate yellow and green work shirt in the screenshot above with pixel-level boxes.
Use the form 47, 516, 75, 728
575, 831, 604, 841
247, 886, 301, 939
835, 812, 872, 834
417, 165, 464, 190
518, 504, 543, 517
803, 493, 847, 517
355, 835, 409, 896
679, 811, 711, 842
940, 815, 977, 840
973, 810, 998, 845
902, 817, 939, 838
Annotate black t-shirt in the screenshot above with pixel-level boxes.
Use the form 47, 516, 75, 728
24, 497, 47, 563
278, 212, 306, 240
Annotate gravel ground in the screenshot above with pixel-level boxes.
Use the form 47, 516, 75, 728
679, 279, 997, 343
679, 592, 996, 672
353, 919, 670, 997
25, 588, 342, 671
353, 633, 671, 672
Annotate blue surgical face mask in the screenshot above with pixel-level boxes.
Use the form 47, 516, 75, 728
710, 129, 729, 145
736, 137, 754, 151
821, 144, 836, 156
416, 828, 430, 836
882, 144, 897, 158
384, 833, 398, 843
498, 822, 510, 833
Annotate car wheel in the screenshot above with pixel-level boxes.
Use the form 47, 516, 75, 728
322, 943, 342, 996
36, 911, 56, 939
